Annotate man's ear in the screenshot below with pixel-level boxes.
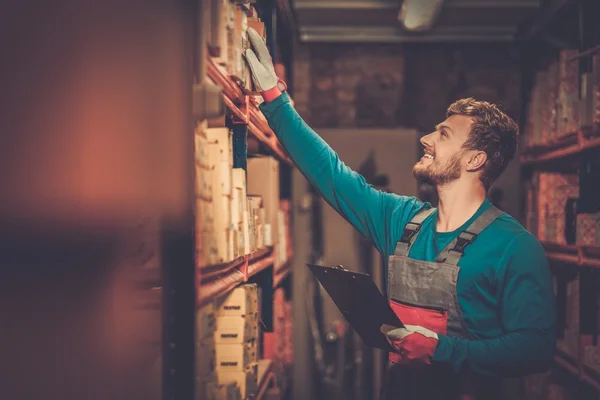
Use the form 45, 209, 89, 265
466, 150, 487, 172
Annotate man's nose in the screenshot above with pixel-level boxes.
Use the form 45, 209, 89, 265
420, 132, 433, 147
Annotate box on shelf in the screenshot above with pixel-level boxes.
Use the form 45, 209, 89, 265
198, 301, 217, 341
576, 212, 600, 247
195, 120, 211, 169
215, 284, 260, 318
206, 127, 233, 168
216, 382, 242, 400
216, 342, 259, 372
593, 55, 600, 124
217, 362, 258, 399
581, 72, 596, 128
215, 315, 259, 345
209, 0, 234, 65
197, 341, 218, 381
231, 169, 247, 227
247, 156, 280, 245
536, 173, 579, 243
196, 166, 214, 202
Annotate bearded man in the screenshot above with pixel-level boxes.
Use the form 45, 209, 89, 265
244, 29, 556, 400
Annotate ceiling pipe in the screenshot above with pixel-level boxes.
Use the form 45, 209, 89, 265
398, 0, 446, 32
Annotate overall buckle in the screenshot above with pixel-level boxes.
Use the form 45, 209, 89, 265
452, 231, 477, 254
400, 222, 421, 243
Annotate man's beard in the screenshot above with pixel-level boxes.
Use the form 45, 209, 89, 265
412, 153, 462, 186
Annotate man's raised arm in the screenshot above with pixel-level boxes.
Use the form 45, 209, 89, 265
244, 28, 424, 256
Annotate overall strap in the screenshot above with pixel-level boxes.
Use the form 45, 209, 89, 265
436, 206, 505, 265
393, 206, 436, 257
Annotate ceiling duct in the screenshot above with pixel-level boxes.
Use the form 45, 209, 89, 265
398, 0, 445, 32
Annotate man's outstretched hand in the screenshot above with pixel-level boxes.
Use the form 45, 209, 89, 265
243, 28, 284, 102
381, 324, 439, 366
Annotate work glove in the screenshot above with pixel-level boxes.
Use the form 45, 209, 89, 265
244, 28, 287, 102
381, 324, 439, 366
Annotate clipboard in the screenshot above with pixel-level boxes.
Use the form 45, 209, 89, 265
307, 263, 404, 351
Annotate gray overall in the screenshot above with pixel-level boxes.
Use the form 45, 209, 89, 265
381, 205, 505, 400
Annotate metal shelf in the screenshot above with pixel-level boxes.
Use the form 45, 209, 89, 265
197, 248, 275, 308
555, 353, 579, 376
520, 126, 600, 165
199, 247, 272, 281
554, 348, 600, 392
256, 359, 276, 400
543, 242, 600, 269
206, 56, 292, 166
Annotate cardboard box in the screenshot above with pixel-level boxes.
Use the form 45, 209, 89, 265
206, 128, 233, 167
198, 229, 234, 265
215, 315, 259, 345
195, 121, 211, 169
247, 19, 266, 39
198, 380, 218, 400
197, 342, 217, 381
247, 157, 280, 244
577, 213, 600, 247
216, 342, 259, 372
241, 210, 251, 255
196, 166, 214, 201
215, 284, 260, 318
216, 382, 241, 400
217, 363, 258, 399
196, 198, 215, 234
197, 302, 217, 342
213, 161, 233, 198
212, 193, 232, 234
593, 55, 600, 124
231, 169, 247, 237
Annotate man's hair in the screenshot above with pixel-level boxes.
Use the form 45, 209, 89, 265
446, 98, 519, 190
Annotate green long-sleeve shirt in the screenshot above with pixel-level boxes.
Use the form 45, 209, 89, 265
260, 93, 556, 377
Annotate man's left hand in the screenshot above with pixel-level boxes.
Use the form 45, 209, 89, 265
381, 324, 439, 366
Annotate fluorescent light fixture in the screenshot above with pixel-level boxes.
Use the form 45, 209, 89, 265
398, 0, 445, 32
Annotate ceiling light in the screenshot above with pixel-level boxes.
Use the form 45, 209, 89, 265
398, 0, 445, 32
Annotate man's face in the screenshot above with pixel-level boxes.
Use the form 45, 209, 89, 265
412, 114, 474, 186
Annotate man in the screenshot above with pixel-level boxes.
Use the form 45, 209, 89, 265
244, 29, 556, 399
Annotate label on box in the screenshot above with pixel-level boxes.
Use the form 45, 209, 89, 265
216, 342, 258, 372
217, 363, 258, 399
215, 284, 260, 318
215, 315, 259, 344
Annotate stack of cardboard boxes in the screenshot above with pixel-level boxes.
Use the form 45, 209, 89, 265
197, 284, 261, 399
580, 55, 600, 128
555, 274, 580, 360
195, 122, 277, 268
531, 172, 579, 244
271, 288, 292, 393
524, 50, 595, 149
207, 0, 264, 94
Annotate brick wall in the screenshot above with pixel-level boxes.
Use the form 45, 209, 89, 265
292, 41, 523, 217
293, 42, 521, 129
